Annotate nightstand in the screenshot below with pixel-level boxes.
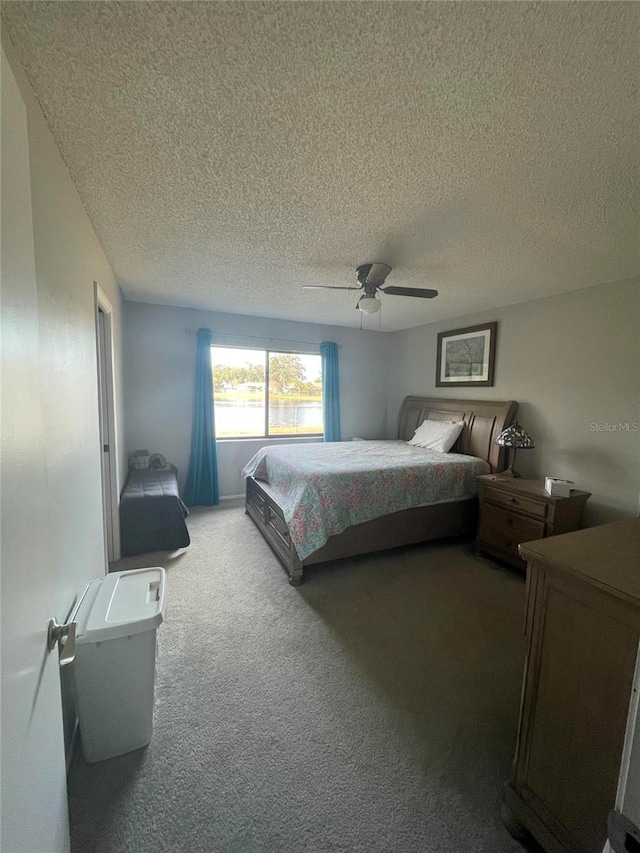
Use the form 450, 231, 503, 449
475, 475, 590, 570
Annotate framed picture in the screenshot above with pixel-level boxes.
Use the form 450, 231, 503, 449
436, 322, 497, 387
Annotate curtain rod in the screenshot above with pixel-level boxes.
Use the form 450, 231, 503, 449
184, 328, 341, 348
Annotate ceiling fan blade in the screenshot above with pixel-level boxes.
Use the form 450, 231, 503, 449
364, 263, 392, 287
302, 285, 361, 291
379, 286, 439, 298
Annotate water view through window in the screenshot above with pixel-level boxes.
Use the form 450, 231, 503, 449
212, 346, 323, 438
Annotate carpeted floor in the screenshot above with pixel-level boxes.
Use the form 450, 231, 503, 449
68, 501, 527, 853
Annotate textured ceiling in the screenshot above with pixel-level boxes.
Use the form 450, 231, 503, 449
3, 1, 639, 331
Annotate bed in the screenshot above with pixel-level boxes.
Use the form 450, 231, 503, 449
244, 396, 517, 584
119, 465, 190, 557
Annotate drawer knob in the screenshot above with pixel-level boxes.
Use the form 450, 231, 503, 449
504, 539, 512, 547
507, 517, 514, 526
510, 497, 518, 504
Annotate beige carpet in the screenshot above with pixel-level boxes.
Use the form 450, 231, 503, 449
68, 501, 527, 852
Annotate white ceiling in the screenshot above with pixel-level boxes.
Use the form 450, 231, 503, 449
3, 1, 639, 331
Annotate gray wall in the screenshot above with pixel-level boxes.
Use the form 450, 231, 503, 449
123, 302, 391, 496
124, 280, 639, 519
386, 278, 640, 524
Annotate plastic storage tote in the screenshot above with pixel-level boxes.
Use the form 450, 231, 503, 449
69, 567, 165, 763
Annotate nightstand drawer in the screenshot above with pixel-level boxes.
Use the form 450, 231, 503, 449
484, 485, 548, 520
482, 504, 546, 544
481, 525, 523, 560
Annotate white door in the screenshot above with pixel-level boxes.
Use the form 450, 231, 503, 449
1, 47, 70, 853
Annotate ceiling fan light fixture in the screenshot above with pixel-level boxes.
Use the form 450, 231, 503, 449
358, 296, 381, 315
303, 261, 438, 318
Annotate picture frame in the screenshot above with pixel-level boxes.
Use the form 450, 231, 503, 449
436, 322, 497, 387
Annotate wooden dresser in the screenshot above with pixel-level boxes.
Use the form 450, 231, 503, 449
503, 519, 640, 853
476, 475, 590, 570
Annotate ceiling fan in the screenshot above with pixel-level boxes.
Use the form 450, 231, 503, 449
303, 263, 438, 314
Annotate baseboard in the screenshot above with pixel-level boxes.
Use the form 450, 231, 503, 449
220, 494, 244, 501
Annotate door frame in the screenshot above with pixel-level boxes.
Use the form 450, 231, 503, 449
94, 281, 121, 564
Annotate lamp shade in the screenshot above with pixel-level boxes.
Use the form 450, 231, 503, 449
495, 422, 535, 449
358, 296, 381, 315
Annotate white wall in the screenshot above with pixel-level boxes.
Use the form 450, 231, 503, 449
123, 302, 391, 496
386, 278, 640, 524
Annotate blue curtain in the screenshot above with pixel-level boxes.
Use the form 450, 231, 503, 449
184, 328, 220, 506
320, 341, 341, 442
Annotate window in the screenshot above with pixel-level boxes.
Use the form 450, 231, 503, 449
211, 346, 323, 438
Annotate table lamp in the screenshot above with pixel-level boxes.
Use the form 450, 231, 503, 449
495, 422, 535, 477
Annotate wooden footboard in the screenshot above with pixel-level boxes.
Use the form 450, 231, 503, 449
245, 476, 477, 585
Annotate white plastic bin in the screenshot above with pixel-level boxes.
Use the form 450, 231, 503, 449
69, 567, 165, 763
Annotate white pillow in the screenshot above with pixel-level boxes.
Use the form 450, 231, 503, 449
408, 419, 464, 453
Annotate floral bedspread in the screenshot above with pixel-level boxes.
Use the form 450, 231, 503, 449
242, 441, 490, 560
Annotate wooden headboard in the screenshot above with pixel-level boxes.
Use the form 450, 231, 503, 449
396, 396, 518, 472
